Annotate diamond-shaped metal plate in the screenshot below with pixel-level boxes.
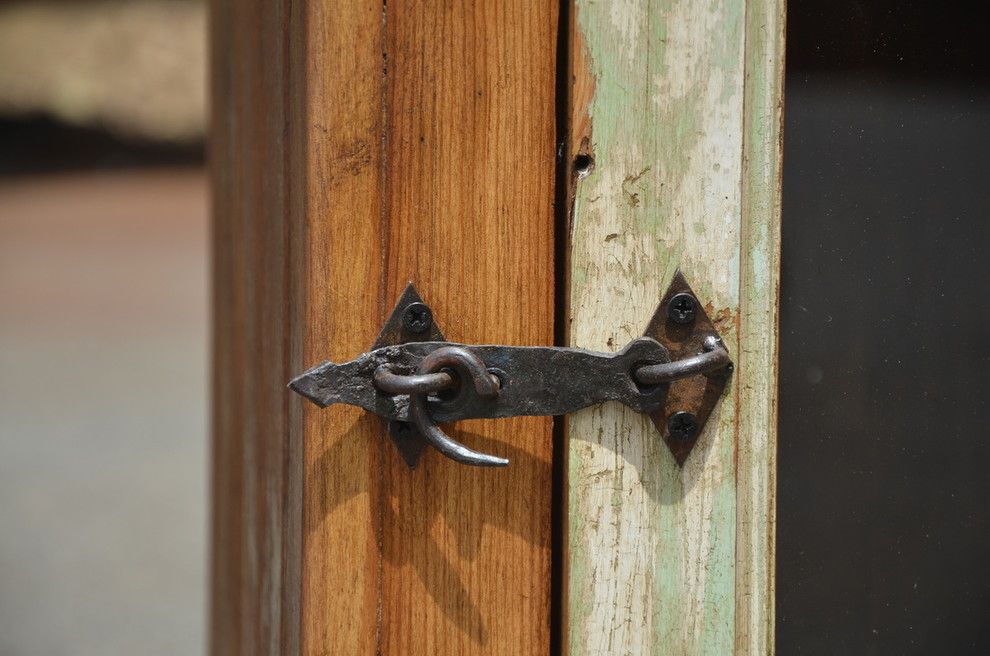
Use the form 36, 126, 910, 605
643, 271, 733, 465
372, 283, 445, 468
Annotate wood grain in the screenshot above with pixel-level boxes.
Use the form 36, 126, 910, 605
211, 1, 558, 654
736, 0, 786, 652
300, 0, 385, 654
377, 3, 557, 653
210, 0, 303, 652
564, 0, 784, 653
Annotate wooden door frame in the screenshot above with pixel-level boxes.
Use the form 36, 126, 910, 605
564, 1, 783, 653
210, 0, 783, 653
210, 1, 558, 654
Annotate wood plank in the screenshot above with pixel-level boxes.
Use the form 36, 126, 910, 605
210, 0, 303, 652
378, 2, 557, 653
736, 0, 786, 652
564, 0, 784, 653
212, 1, 558, 654
300, 0, 385, 654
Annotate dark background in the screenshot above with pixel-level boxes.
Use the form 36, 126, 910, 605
779, 1, 990, 653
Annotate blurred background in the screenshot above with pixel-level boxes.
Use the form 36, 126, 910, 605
779, 1, 990, 653
0, 1, 207, 654
0, 0, 987, 655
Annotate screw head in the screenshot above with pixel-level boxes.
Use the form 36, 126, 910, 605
402, 302, 432, 334
667, 411, 698, 441
667, 292, 697, 325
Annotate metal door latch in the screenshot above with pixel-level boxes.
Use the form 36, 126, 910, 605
289, 272, 732, 468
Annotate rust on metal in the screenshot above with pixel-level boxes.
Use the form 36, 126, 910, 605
289, 274, 733, 468
641, 271, 734, 465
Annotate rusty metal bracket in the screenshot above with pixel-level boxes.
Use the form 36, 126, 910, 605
289, 273, 732, 468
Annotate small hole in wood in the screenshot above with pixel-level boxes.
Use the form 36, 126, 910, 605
573, 153, 594, 178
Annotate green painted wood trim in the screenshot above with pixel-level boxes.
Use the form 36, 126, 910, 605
736, 0, 785, 652
565, 0, 784, 653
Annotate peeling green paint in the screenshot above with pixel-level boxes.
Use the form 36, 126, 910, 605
566, 0, 779, 653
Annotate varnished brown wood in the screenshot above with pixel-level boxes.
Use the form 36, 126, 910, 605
211, 1, 557, 654
300, 1, 385, 653
378, 3, 557, 653
209, 0, 303, 653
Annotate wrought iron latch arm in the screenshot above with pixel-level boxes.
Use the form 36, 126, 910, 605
289, 275, 733, 469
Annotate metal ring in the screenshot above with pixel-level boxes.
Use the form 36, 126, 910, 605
408, 346, 508, 467
373, 366, 453, 395
633, 335, 731, 385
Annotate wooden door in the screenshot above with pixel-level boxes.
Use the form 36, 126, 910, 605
210, 0, 783, 654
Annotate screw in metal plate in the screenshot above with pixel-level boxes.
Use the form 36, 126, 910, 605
402, 302, 433, 334
667, 411, 699, 441
667, 292, 697, 325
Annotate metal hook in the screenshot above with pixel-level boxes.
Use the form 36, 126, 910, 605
406, 346, 509, 467
289, 277, 734, 469
632, 335, 731, 385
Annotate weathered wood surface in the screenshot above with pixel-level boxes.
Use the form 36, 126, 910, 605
736, 0, 785, 651
211, 0, 558, 654
565, 0, 784, 653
